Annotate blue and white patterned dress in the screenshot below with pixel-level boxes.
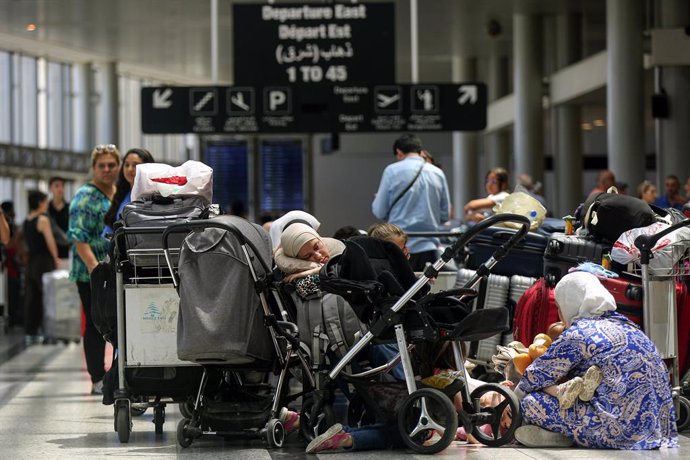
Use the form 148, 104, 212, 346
518, 312, 678, 449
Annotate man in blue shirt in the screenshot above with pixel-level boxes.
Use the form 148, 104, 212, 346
654, 174, 686, 210
372, 134, 450, 271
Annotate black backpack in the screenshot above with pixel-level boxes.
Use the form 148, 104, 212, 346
90, 259, 118, 345
582, 192, 656, 243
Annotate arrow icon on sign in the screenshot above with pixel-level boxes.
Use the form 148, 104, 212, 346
457, 85, 478, 105
153, 88, 173, 109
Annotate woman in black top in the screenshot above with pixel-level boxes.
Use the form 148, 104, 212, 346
23, 190, 60, 340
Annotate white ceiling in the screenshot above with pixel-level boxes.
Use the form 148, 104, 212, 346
0, 0, 606, 84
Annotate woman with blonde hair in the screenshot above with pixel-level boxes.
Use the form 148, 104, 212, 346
637, 180, 657, 205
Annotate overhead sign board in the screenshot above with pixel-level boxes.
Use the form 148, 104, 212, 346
233, 3, 395, 85
141, 83, 487, 134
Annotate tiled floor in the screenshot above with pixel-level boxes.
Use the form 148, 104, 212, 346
0, 332, 687, 459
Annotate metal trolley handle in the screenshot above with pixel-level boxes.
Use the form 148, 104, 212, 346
634, 218, 690, 265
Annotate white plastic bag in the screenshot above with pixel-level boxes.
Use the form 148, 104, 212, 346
492, 192, 546, 231
131, 160, 213, 203
612, 222, 690, 275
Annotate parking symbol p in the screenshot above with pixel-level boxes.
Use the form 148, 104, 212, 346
264, 87, 291, 114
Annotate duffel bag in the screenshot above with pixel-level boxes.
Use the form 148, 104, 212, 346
582, 192, 656, 243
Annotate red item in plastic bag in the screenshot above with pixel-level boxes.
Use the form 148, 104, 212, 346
150, 176, 188, 186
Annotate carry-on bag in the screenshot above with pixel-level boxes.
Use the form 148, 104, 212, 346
455, 268, 510, 362
465, 226, 548, 278
543, 233, 612, 287
599, 276, 643, 326
512, 277, 559, 345
581, 192, 657, 243
504, 275, 537, 345
120, 195, 210, 266
42, 269, 81, 342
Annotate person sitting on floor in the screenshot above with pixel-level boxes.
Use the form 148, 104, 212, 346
513, 271, 678, 449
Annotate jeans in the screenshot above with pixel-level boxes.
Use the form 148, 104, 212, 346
369, 343, 405, 381
344, 423, 405, 451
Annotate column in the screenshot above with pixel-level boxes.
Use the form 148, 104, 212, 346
72, 62, 93, 152
485, 50, 510, 170
98, 61, 119, 145
452, 57, 478, 219
606, 0, 645, 189
658, 0, 690, 184
554, 13, 583, 216
513, 13, 544, 186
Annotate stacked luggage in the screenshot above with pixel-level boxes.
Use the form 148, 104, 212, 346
104, 161, 214, 444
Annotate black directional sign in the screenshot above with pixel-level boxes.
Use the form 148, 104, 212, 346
233, 3, 395, 86
141, 83, 487, 134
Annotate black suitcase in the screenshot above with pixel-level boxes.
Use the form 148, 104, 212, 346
465, 226, 548, 278
543, 233, 611, 287
120, 196, 210, 266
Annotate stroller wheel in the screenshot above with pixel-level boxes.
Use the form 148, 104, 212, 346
468, 383, 522, 447
179, 400, 195, 419
397, 388, 458, 454
264, 418, 285, 448
676, 395, 690, 432
177, 418, 195, 448
300, 395, 336, 441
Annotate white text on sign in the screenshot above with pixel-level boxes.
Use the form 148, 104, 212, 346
286, 65, 347, 83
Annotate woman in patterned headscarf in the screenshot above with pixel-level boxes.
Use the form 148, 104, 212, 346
513, 272, 678, 450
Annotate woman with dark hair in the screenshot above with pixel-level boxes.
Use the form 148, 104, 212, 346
23, 189, 60, 342
103, 148, 155, 237
464, 167, 511, 222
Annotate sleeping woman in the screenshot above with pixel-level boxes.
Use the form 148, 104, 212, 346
274, 223, 345, 296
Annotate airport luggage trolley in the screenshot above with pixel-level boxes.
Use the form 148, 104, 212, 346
634, 218, 690, 432
112, 227, 201, 443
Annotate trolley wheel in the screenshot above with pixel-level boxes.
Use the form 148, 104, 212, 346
676, 395, 690, 432
299, 395, 336, 441
468, 383, 522, 447
397, 388, 458, 454
153, 405, 165, 434
264, 418, 285, 448
116, 404, 132, 444
179, 400, 194, 419
177, 418, 194, 448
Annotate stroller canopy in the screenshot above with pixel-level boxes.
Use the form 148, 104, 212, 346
321, 236, 429, 322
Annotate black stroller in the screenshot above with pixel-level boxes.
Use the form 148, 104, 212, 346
304, 213, 531, 454
162, 215, 314, 448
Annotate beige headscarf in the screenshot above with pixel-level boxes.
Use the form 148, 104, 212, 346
554, 272, 617, 326
281, 223, 321, 258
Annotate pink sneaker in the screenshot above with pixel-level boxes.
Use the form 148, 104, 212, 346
305, 423, 352, 453
279, 407, 300, 434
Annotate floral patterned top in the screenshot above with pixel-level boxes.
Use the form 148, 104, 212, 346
67, 183, 111, 283
518, 311, 678, 450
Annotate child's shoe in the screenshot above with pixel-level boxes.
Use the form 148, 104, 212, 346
580, 366, 603, 401
556, 376, 583, 409
305, 423, 352, 453
279, 407, 300, 434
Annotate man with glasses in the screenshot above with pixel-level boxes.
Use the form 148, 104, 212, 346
67, 144, 120, 395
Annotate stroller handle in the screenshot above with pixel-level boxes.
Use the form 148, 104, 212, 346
442, 213, 531, 264
634, 217, 690, 265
